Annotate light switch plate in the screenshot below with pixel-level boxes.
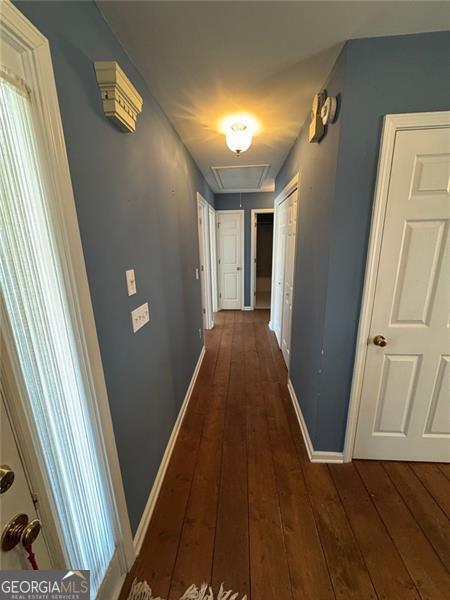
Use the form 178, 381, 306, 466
131, 302, 149, 333
195, 268, 199, 280
126, 269, 136, 296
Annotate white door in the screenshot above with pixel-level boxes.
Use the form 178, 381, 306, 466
273, 201, 288, 344
354, 125, 450, 461
197, 195, 213, 329
281, 190, 298, 366
209, 206, 218, 313
0, 392, 52, 570
217, 212, 243, 310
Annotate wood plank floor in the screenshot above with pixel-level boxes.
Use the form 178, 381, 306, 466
120, 310, 450, 600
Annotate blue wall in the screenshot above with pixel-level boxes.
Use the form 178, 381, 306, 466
16, 0, 213, 533
276, 31, 450, 452
215, 192, 274, 306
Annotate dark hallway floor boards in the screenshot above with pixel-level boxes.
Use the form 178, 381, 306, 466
120, 310, 450, 600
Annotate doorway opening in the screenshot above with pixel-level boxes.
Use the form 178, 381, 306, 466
196, 193, 217, 329
251, 209, 274, 310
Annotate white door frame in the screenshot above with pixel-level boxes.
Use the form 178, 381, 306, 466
208, 204, 219, 313
196, 193, 214, 329
269, 174, 299, 344
343, 111, 450, 463
0, 0, 135, 587
216, 210, 245, 310
250, 208, 274, 310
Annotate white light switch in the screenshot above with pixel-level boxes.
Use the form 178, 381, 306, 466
131, 302, 149, 333
126, 269, 136, 296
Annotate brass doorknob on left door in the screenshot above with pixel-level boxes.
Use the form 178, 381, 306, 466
0, 465, 15, 494
1, 513, 41, 551
373, 335, 387, 347
21, 519, 42, 547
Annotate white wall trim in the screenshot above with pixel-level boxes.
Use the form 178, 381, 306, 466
216, 210, 245, 310
275, 173, 299, 207
287, 379, 344, 464
250, 208, 274, 310
133, 346, 206, 554
343, 111, 450, 463
243, 306, 253, 311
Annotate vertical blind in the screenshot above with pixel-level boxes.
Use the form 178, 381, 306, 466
0, 76, 116, 595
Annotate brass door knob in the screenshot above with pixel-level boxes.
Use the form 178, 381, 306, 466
1, 513, 41, 551
0, 465, 15, 494
373, 335, 387, 347
22, 519, 42, 547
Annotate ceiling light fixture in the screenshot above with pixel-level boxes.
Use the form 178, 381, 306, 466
226, 122, 252, 156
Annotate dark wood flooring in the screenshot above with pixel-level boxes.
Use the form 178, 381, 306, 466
120, 310, 450, 599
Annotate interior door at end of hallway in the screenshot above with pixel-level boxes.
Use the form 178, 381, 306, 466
218, 212, 243, 310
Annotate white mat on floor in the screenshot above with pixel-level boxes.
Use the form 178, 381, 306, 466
127, 579, 247, 600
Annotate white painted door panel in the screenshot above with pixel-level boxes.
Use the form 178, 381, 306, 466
218, 212, 243, 310
0, 394, 51, 570
354, 126, 450, 461
197, 197, 213, 329
281, 190, 298, 366
273, 200, 288, 344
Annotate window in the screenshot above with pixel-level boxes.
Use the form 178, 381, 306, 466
0, 70, 116, 595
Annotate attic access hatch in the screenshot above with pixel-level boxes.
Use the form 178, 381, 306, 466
212, 164, 270, 192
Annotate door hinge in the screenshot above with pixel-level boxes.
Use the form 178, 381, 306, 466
201, 265, 204, 271
219, 293, 222, 299
217, 222, 220, 228
203, 308, 206, 314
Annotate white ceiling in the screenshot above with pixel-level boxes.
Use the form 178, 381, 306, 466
98, 1, 448, 193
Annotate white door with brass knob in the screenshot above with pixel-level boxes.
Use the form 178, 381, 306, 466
354, 119, 450, 461
217, 211, 244, 310
0, 394, 51, 569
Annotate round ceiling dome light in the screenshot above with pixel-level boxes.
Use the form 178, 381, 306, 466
226, 123, 252, 156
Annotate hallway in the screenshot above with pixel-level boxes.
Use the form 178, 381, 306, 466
121, 311, 450, 600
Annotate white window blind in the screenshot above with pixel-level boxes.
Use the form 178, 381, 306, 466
0, 76, 116, 595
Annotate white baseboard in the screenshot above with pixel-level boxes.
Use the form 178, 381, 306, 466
133, 346, 206, 554
243, 306, 253, 311
287, 379, 344, 464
